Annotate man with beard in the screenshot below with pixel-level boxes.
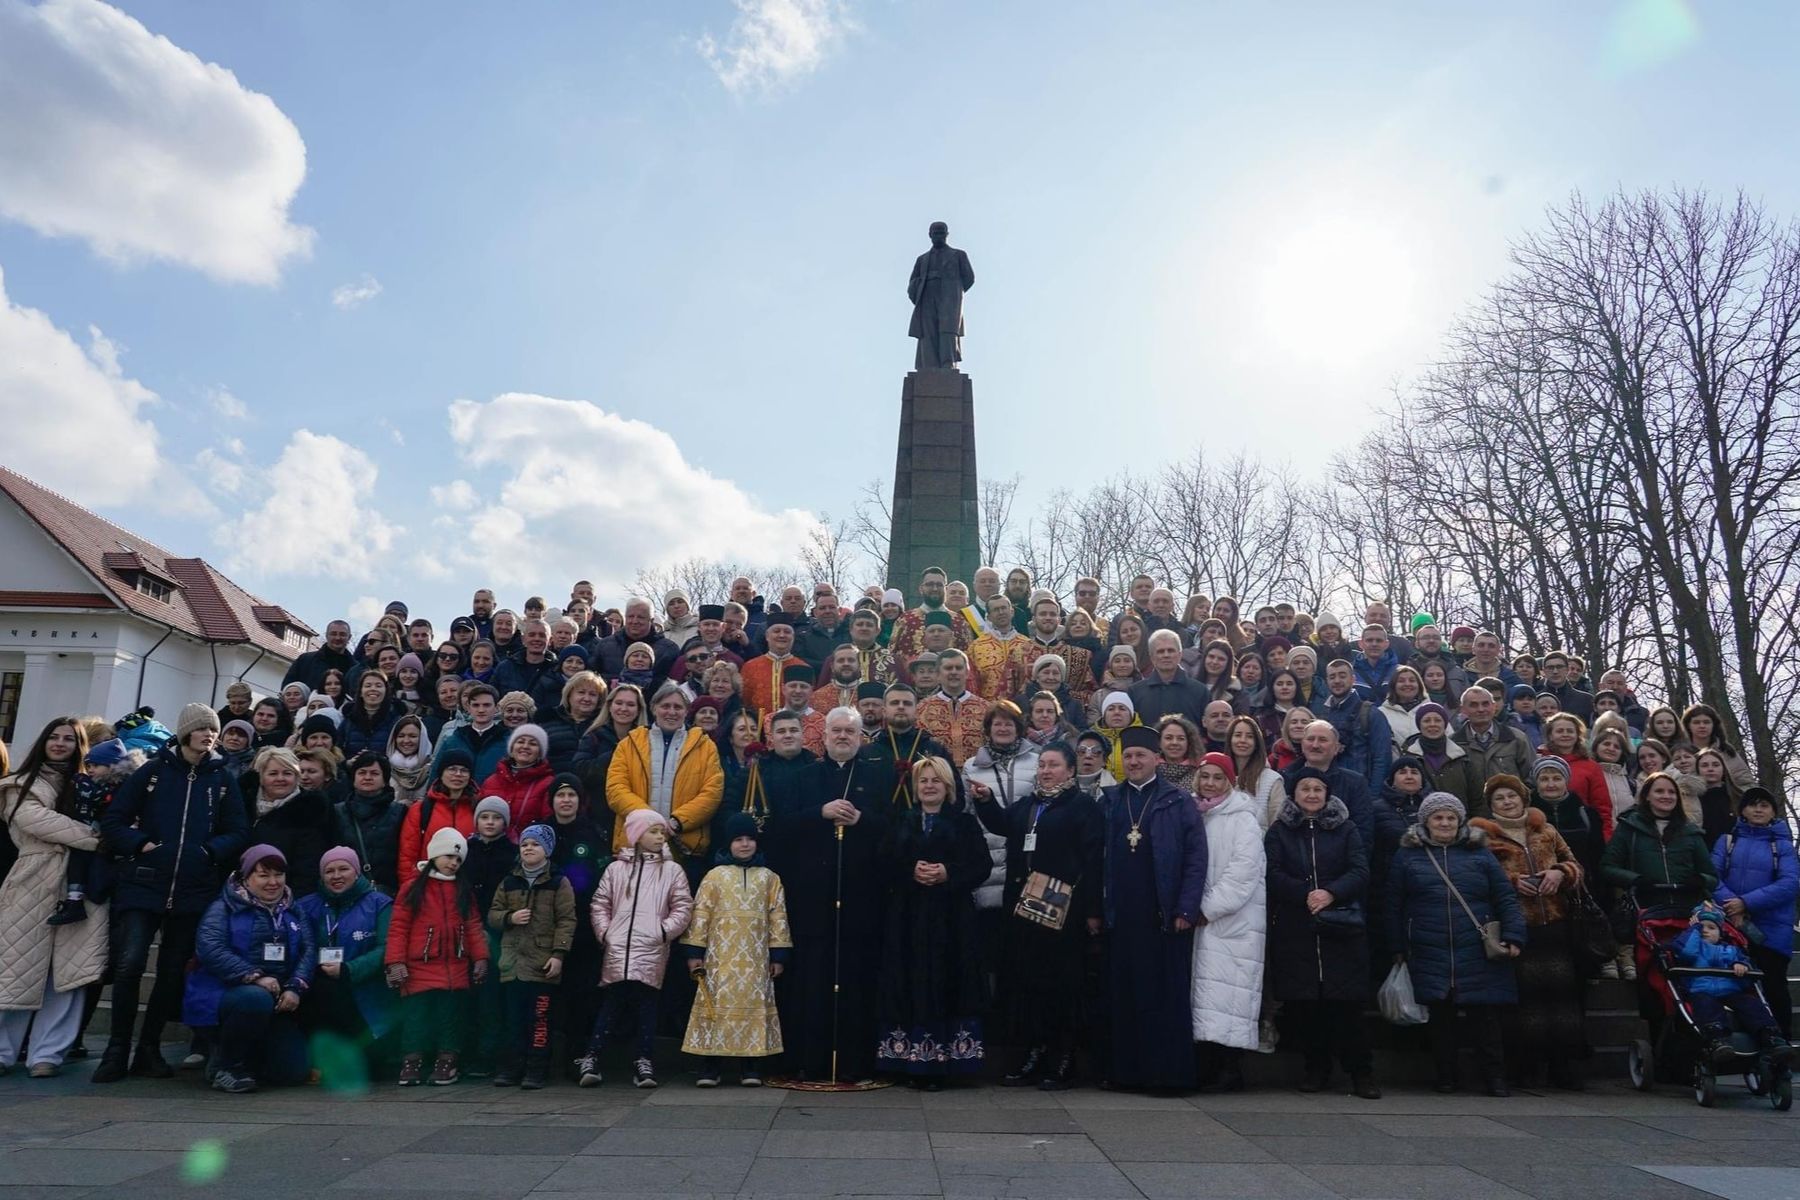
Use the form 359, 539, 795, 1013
865, 683, 953, 811
856, 682, 888, 742
772, 708, 893, 1082
816, 644, 866, 715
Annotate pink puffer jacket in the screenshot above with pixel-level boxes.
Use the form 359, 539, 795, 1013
590, 846, 693, 987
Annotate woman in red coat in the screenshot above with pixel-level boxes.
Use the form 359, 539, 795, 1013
397, 749, 479, 889
1539, 714, 1612, 838
478, 724, 555, 837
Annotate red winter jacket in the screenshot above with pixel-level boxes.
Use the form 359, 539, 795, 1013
397, 788, 478, 889
384, 876, 487, 995
478, 759, 556, 838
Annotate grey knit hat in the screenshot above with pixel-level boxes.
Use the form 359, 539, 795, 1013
1416, 791, 1466, 825
1532, 755, 1571, 782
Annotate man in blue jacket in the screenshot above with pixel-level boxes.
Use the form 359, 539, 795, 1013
95, 703, 249, 1082
1318, 658, 1392, 791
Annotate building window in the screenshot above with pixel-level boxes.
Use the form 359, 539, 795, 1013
136, 575, 172, 602
0, 671, 21, 744
283, 627, 308, 650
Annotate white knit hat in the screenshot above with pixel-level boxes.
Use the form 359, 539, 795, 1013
425, 827, 467, 863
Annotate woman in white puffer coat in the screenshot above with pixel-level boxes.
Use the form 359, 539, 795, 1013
1188, 751, 1266, 1091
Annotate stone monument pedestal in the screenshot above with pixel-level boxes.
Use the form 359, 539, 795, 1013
886, 370, 980, 592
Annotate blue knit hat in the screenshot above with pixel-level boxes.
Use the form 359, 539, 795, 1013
520, 823, 557, 856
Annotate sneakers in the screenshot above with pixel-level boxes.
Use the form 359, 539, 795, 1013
576, 1055, 602, 1088
397, 1054, 424, 1086
1257, 1017, 1280, 1054
739, 1068, 763, 1088
633, 1058, 657, 1089
180, 1050, 207, 1070
521, 1061, 548, 1091
430, 1053, 460, 1086
1598, 959, 1620, 980
1619, 957, 1638, 981
28, 1063, 59, 1079
130, 1046, 173, 1079
47, 898, 88, 926
212, 1070, 257, 1094
695, 1071, 720, 1088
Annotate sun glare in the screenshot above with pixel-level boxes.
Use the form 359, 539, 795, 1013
1253, 215, 1418, 365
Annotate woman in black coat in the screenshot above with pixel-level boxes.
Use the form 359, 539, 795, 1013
331, 751, 408, 895
1264, 766, 1378, 1099
970, 741, 1104, 1091
876, 756, 991, 1089
242, 747, 337, 899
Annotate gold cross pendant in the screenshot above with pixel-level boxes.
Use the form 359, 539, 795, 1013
1126, 827, 1142, 851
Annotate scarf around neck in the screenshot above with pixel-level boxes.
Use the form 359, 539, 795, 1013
647, 726, 689, 817
1491, 810, 1532, 846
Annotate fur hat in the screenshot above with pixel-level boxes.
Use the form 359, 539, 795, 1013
1416, 791, 1466, 825
519, 823, 557, 856
623, 808, 669, 848
176, 702, 220, 740
1484, 774, 1527, 804
425, 827, 468, 863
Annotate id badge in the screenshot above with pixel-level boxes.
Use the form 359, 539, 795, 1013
1022, 832, 1037, 853
263, 943, 287, 963
319, 947, 345, 966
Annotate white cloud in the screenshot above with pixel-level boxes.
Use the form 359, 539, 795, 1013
346, 595, 387, 632
0, 0, 312, 284
208, 386, 248, 420
331, 275, 383, 310
194, 445, 246, 495
0, 265, 207, 511
442, 392, 818, 588
215, 430, 402, 580
429, 479, 480, 512
697, 0, 851, 95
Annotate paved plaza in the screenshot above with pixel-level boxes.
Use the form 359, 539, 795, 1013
2, 1053, 1797, 1200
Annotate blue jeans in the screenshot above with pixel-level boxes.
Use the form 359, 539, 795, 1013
215, 985, 310, 1085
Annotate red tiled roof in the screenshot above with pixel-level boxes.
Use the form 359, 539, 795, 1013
0, 465, 311, 661
0, 590, 115, 609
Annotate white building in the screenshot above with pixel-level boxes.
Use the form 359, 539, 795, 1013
0, 465, 315, 755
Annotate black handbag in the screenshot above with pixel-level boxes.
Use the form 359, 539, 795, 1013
1571, 885, 1616, 962
1312, 901, 1365, 935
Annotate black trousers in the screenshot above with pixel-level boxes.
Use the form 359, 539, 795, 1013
1428, 999, 1506, 1081
589, 981, 658, 1059
503, 983, 558, 1067
1290, 998, 1372, 1076
1748, 946, 1792, 1038
106, 910, 199, 1051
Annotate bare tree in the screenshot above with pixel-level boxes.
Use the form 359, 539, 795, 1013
978, 475, 1020, 568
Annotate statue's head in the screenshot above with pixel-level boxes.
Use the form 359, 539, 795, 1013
928, 221, 948, 245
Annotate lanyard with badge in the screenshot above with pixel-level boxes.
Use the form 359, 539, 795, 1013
318, 911, 345, 966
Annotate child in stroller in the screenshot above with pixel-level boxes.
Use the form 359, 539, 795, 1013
1673, 902, 1791, 1066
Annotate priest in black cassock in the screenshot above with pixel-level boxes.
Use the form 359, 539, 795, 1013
863, 683, 955, 812
772, 706, 895, 1081
716, 708, 817, 876
1102, 724, 1207, 1090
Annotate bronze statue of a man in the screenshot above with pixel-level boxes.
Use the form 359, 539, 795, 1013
907, 222, 974, 371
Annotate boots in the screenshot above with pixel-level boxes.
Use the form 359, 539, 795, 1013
1351, 1074, 1382, 1100
130, 1044, 173, 1079
1548, 1058, 1585, 1092
1757, 1029, 1793, 1066
521, 1052, 549, 1091
47, 898, 88, 926
1002, 1045, 1047, 1087
1199, 1048, 1244, 1094
492, 1053, 521, 1088
1038, 1051, 1076, 1092
430, 1052, 460, 1085
1484, 1074, 1511, 1098
397, 1054, 424, 1086
91, 1042, 131, 1084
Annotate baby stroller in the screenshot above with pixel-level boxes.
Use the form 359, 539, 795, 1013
1624, 896, 1792, 1110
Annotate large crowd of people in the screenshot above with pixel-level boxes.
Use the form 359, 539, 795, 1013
0, 568, 1793, 1103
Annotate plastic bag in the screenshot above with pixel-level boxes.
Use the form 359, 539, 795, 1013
1378, 961, 1428, 1026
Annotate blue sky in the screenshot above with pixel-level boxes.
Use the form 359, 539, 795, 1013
3, 0, 1797, 637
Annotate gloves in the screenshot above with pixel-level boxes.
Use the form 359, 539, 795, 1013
472, 960, 489, 986
385, 963, 408, 990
